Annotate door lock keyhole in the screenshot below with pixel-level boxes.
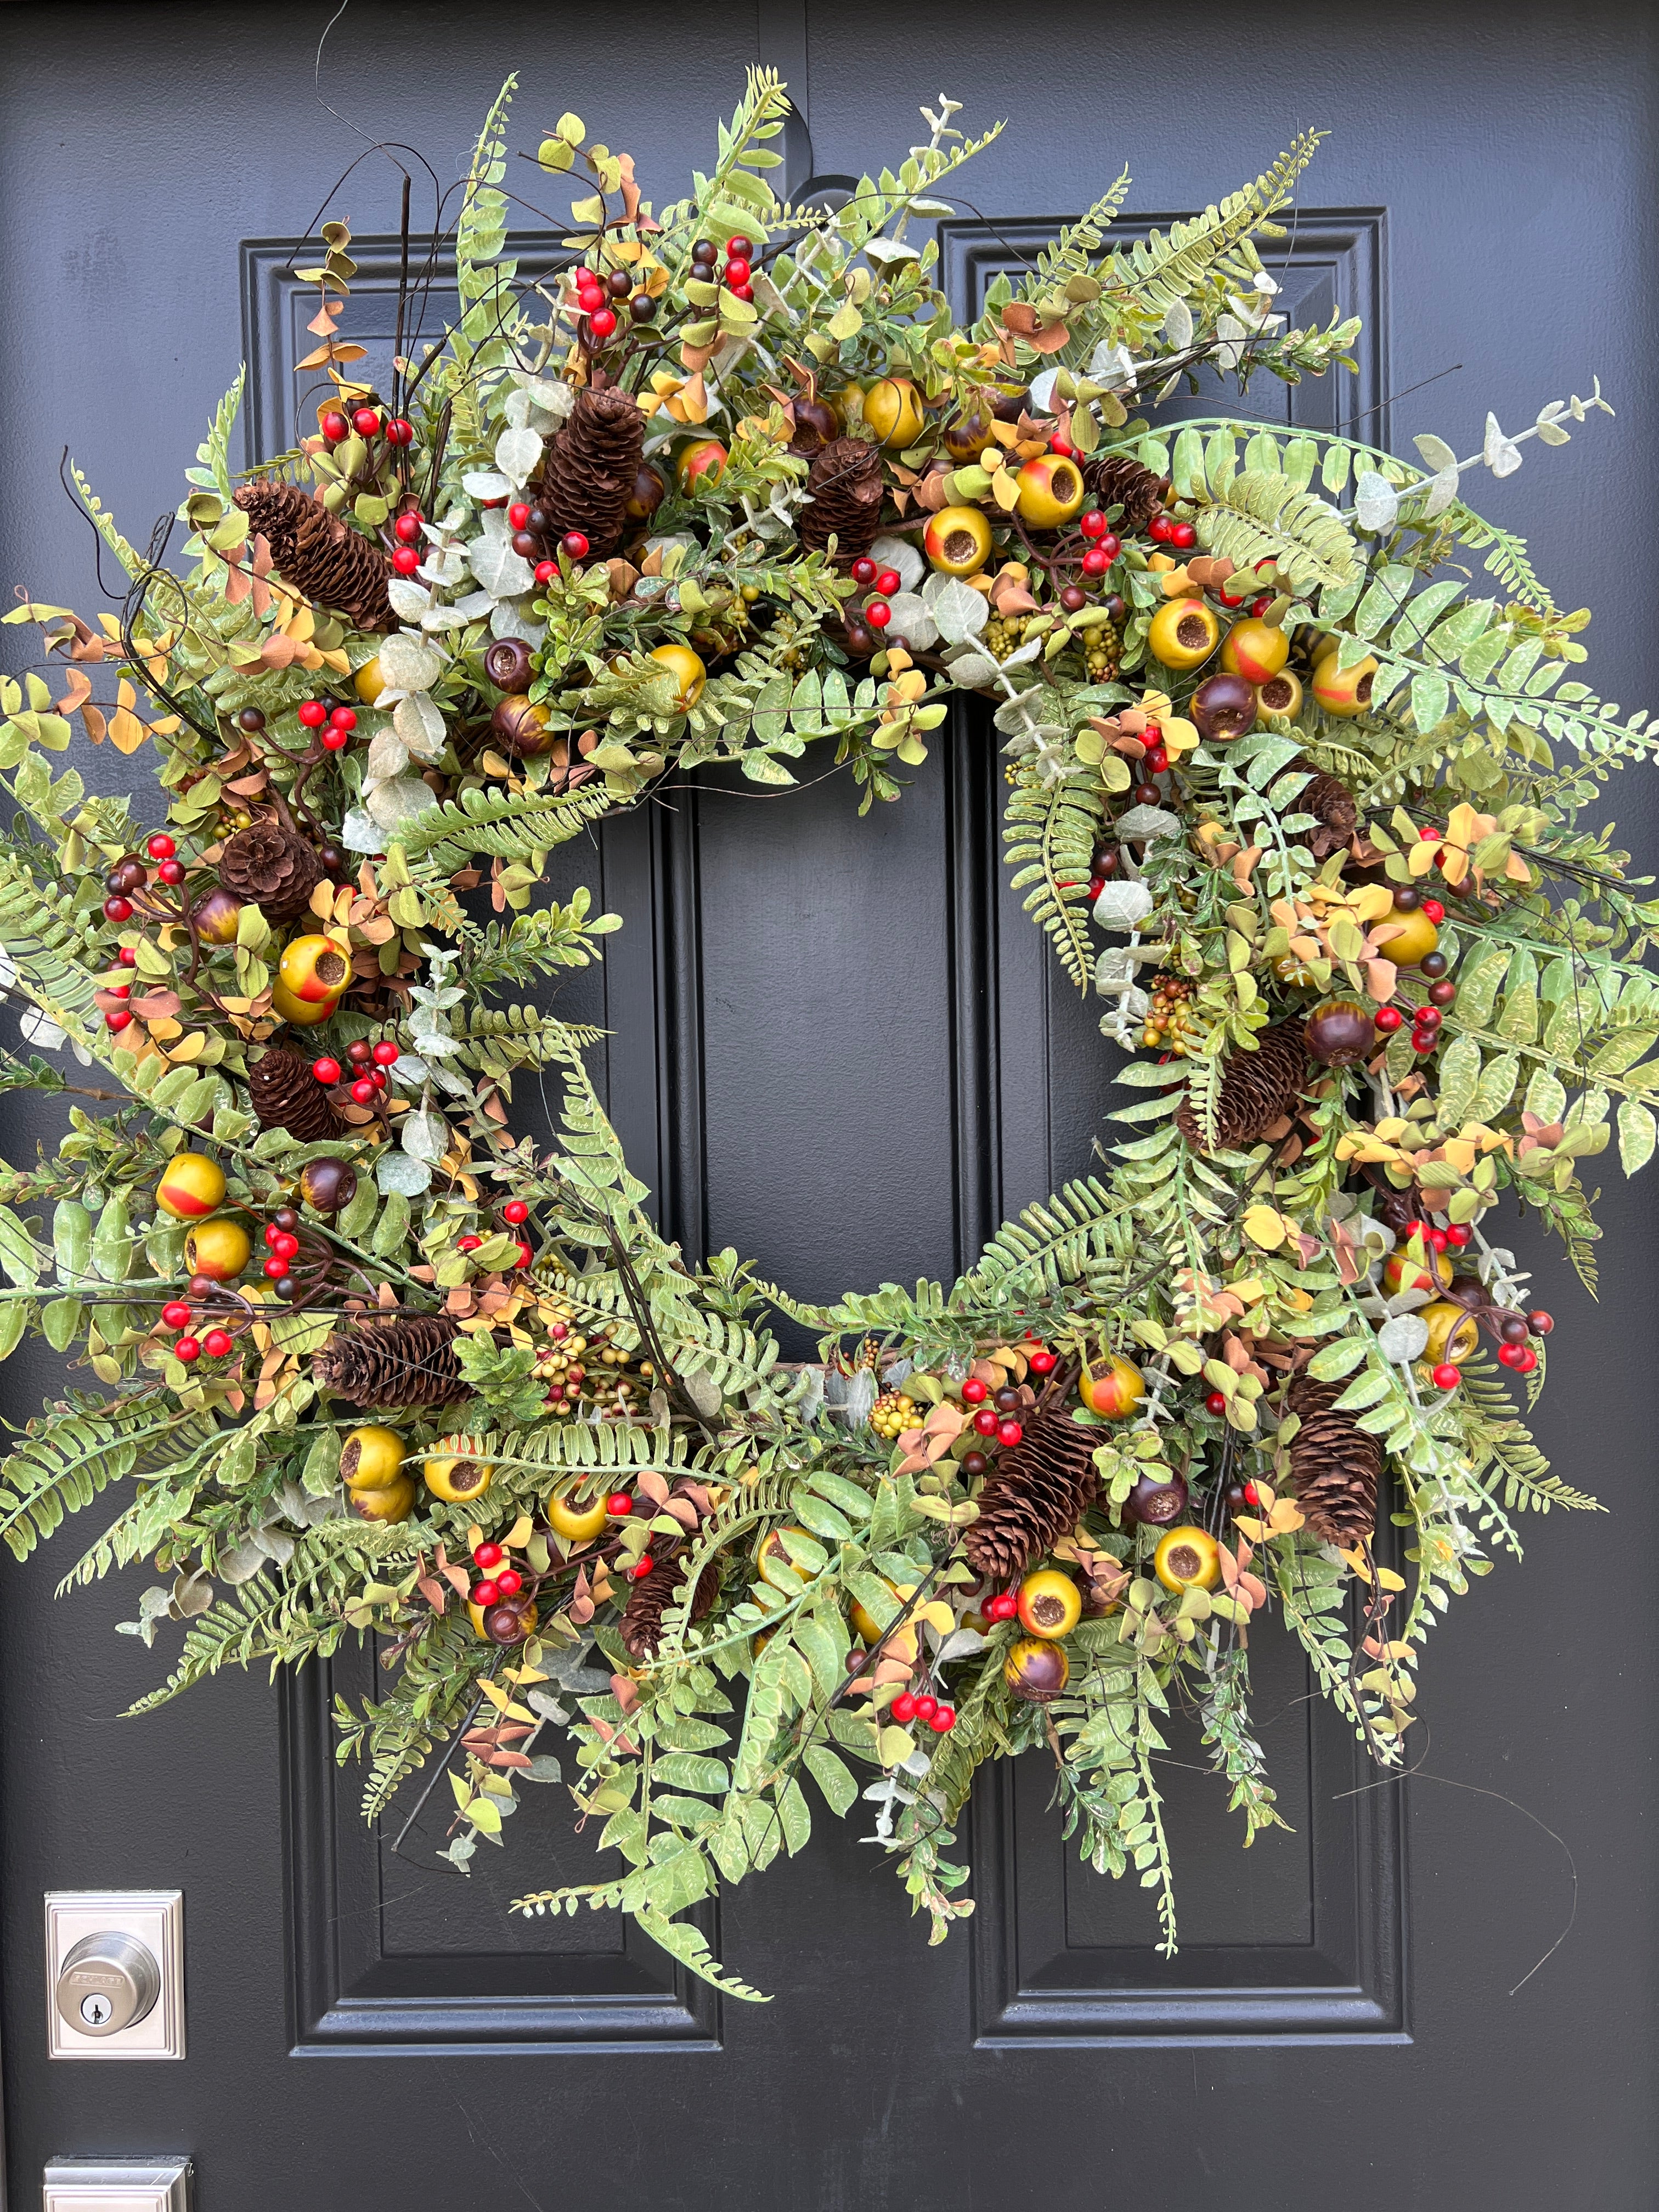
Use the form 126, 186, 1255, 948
54, 1931, 161, 2038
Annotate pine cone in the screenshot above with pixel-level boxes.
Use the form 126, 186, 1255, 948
313, 1317, 469, 1408
963, 1404, 1101, 1582
532, 385, 645, 558
247, 1046, 342, 1142
232, 480, 393, 632
620, 1544, 719, 1660
1285, 1373, 1383, 1545
1177, 1020, 1310, 1152
797, 438, 885, 560
1080, 454, 1172, 533
1295, 758, 1359, 860
216, 821, 325, 926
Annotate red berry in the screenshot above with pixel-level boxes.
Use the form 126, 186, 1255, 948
320, 410, 349, 443
1420, 898, 1445, 924
350, 1077, 375, 1104
459, 1235, 482, 1252
725, 259, 751, 287
1049, 438, 1076, 459
1205, 1390, 1227, 1415
509, 503, 531, 530
1515, 1346, 1538, 1373
514, 1241, 533, 1269
962, 1377, 989, 1403
1529, 1311, 1554, 1336
1096, 532, 1121, 561
1249, 594, 1272, 616
929, 1704, 957, 1733
473, 1542, 504, 1570
297, 699, 328, 728
1425, 1225, 1449, 1251
367, 1070, 387, 1091
1144, 748, 1169, 775
161, 1302, 192, 1329
105, 1007, 133, 1032
997, 1418, 1024, 1447
866, 600, 891, 628
202, 1328, 234, 1359
352, 407, 380, 437
1413, 1029, 1437, 1054
157, 858, 185, 885
733, 283, 754, 303
107, 983, 130, 1000
174, 1335, 201, 1362
588, 307, 617, 338
263, 1257, 288, 1280
392, 546, 421, 575
1028, 1348, 1057, 1375
503, 1199, 530, 1224
1431, 1363, 1460, 1391
1419, 826, 1442, 843
103, 895, 133, 923
1374, 1006, 1404, 1032
851, 558, 877, 585
1169, 522, 1196, 549
394, 511, 423, 544
330, 705, 357, 730
1243, 1482, 1260, 1506
973, 1407, 999, 1436
1148, 515, 1172, 543
1444, 1224, 1471, 1248
606, 1492, 634, 1516
534, 560, 557, 584
272, 1233, 300, 1261
146, 833, 176, 860
1080, 511, 1107, 539
875, 568, 901, 596
631, 1555, 656, 1582
321, 728, 349, 751
472, 1579, 500, 1607
726, 235, 751, 258
913, 1694, 939, 1721
117, 947, 137, 967
1080, 546, 1110, 578
889, 1691, 918, 1723
494, 1567, 523, 1597
986, 1593, 1019, 1621
263, 1224, 282, 1247
562, 532, 590, 560
1498, 1342, 1526, 1369
385, 417, 414, 447
358, 1042, 394, 1071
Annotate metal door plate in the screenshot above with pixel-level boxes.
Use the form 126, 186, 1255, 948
42, 2158, 191, 2210
45, 1893, 185, 2060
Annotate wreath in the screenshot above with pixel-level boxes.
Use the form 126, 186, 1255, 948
0, 72, 1638, 2000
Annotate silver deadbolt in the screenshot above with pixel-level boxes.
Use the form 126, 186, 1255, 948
54, 1930, 161, 2038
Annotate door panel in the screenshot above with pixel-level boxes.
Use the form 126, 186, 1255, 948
2, 4, 1656, 2207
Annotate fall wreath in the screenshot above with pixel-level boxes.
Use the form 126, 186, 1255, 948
0, 74, 1639, 1997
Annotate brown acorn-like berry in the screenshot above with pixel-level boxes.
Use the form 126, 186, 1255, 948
484, 637, 535, 691
1120, 1468, 1190, 1528
1190, 671, 1257, 742
789, 394, 839, 456
300, 1158, 358, 1215
107, 856, 149, 895
483, 1599, 536, 1645
1305, 997, 1377, 1068
190, 887, 244, 944
490, 695, 556, 757
1445, 1274, 1490, 1313
1004, 1637, 1069, 1704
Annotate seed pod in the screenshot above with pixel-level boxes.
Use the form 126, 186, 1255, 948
1120, 1468, 1189, 1528
484, 637, 535, 691
300, 1158, 358, 1215
490, 693, 556, 757
1305, 997, 1376, 1068
1190, 671, 1257, 742
1004, 1636, 1069, 1704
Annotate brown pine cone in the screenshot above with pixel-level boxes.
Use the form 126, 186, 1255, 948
1177, 1019, 1310, 1152
1295, 758, 1359, 859
797, 438, 885, 560
1285, 1373, 1382, 1545
1080, 454, 1172, 533
963, 1404, 1102, 1582
532, 385, 645, 559
620, 1545, 719, 1660
314, 1317, 469, 1408
247, 1046, 342, 1142
216, 821, 325, 926
232, 480, 393, 632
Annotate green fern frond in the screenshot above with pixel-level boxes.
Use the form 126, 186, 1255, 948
1003, 777, 1105, 994
1100, 131, 1324, 320
399, 780, 616, 878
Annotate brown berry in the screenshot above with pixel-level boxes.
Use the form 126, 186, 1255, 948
299, 1158, 358, 1215
1305, 997, 1378, 1068
484, 637, 535, 691
1189, 671, 1257, 743
1121, 1469, 1189, 1528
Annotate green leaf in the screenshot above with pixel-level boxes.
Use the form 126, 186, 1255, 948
1618, 1097, 1656, 1176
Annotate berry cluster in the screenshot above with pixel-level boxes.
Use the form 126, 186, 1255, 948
572, 259, 658, 345
320, 403, 414, 449
298, 696, 358, 752
690, 233, 754, 303
311, 1036, 399, 1104
849, 555, 903, 634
